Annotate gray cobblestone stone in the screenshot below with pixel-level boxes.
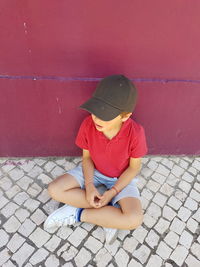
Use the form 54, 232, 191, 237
74, 247, 91, 267
115, 248, 129, 267
170, 244, 189, 265
45, 254, 60, 267
29, 247, 49, 265
132, 244, 151, 264
12, 242, 35, 266
7, 233, 25, 252
94, 248, 112, 267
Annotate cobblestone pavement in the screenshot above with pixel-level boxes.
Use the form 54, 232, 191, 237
0, 156, 200, 267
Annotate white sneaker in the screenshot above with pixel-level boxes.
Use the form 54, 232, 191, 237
44, 204, 78, 230
104, 227, 119, 245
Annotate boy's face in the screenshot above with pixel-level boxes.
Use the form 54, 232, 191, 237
91, 113, 131, 132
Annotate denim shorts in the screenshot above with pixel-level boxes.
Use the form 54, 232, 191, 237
67, 165, 141, 207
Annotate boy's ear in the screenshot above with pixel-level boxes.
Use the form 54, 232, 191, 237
121, 112, 132, 122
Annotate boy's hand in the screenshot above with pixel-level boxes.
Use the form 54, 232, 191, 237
86, 184, 103, 208
97, 189, 116, 208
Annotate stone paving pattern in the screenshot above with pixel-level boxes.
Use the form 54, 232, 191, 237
0, 156, 200, 267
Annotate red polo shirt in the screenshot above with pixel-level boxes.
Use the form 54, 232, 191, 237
75, 115, 148, 178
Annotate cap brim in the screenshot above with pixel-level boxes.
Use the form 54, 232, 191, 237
80, 97, 122, 121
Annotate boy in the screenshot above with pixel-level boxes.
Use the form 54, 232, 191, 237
44, 74, 148, 244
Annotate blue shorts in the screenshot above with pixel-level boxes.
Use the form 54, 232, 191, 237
67, 165, 141, 207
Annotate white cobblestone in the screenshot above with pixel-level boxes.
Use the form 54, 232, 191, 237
1, 202, 19, 218
146, 180, 161, 192
17, 176, 33, 190
0, 229, 9, 248
0, 177, 13, 190
184, 197, 198, 211
27, 183, 42, 197
94, 248, 112, 267
30, 247, 49, 265
0, 195, 9, 209
68, 227, 88, 247
143, 213, 157, 228
5, 185, 21, 198
167, 195, 182, 210
190, 189, 200, 201
61, 245, 78, 261
132, 226, 148, 243
7, 233, 25, 252
123, 236, 138, 253
170, 244, 188, 266
0, 248, 11, 266
128, 259, 143, 267
185, 254, 200, 267
132, 244, 151, 264
146, 202, 161, 219
171, 164, 185, 177
23, 198, 40, 212
44, 235, 61, 252
15, 208, 30, 222
3, 216, 21, 233
156, 241, 172, 260
115, 248, 129, 267
8, 168, 24, 181
44, 161, 57, 172
37, 189, 50, 203
145, 229, 160, 249
152, 192, 167, 207
45, 255, 60, 267
146, 254, 163, 267
12, 242, 35, 266
156, 164, 170, 177
170, 217, 185, 235
160, 183, 174, 196
28, 165, 43, 178
74, 247, 91, 267
84, 236, 103, 253
166, 173, 179, 186
30, 208, 47, 225
164, 231, 179, 249
187, 217, 198, 233
13, 191, 29, 205
154, 218, 170, 235
191, 242, 200, 259
182, 171, 194, 183
152, 172, 166, 184
18, 218, 36, 237
177, 206, 192, 222
179, 230, 193, 249
37, 173, 52, 184
29, 227, 51, 247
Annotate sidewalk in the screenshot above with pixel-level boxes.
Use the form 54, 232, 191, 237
0, 156, 199, 267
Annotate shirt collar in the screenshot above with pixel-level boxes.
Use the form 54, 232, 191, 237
95, 118, 131, 141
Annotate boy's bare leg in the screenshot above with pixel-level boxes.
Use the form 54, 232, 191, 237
48, 174, 94, 208
81, 198, 143, 230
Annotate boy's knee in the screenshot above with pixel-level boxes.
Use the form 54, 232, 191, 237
126, 213, 144, 230
47, 181, 59, 198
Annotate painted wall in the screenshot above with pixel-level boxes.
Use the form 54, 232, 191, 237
0, 0, 200, 157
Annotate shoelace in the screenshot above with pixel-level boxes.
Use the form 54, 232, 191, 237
54, 215, 75, 226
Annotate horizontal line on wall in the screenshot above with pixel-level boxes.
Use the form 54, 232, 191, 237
0, 75, 200, 84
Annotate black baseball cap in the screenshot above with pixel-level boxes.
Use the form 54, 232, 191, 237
80, 74, 138, 121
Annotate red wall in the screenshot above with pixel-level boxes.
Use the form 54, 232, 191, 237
0, 0, 200, 157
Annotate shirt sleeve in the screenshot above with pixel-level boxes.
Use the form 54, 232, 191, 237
75, 118, 89, 150
130, 125, 148, 158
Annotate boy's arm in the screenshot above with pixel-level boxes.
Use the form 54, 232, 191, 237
82, 149, 95, 187
112, 157, 142, 193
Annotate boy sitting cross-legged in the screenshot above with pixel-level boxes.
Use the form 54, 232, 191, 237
44, 74, 148, 245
